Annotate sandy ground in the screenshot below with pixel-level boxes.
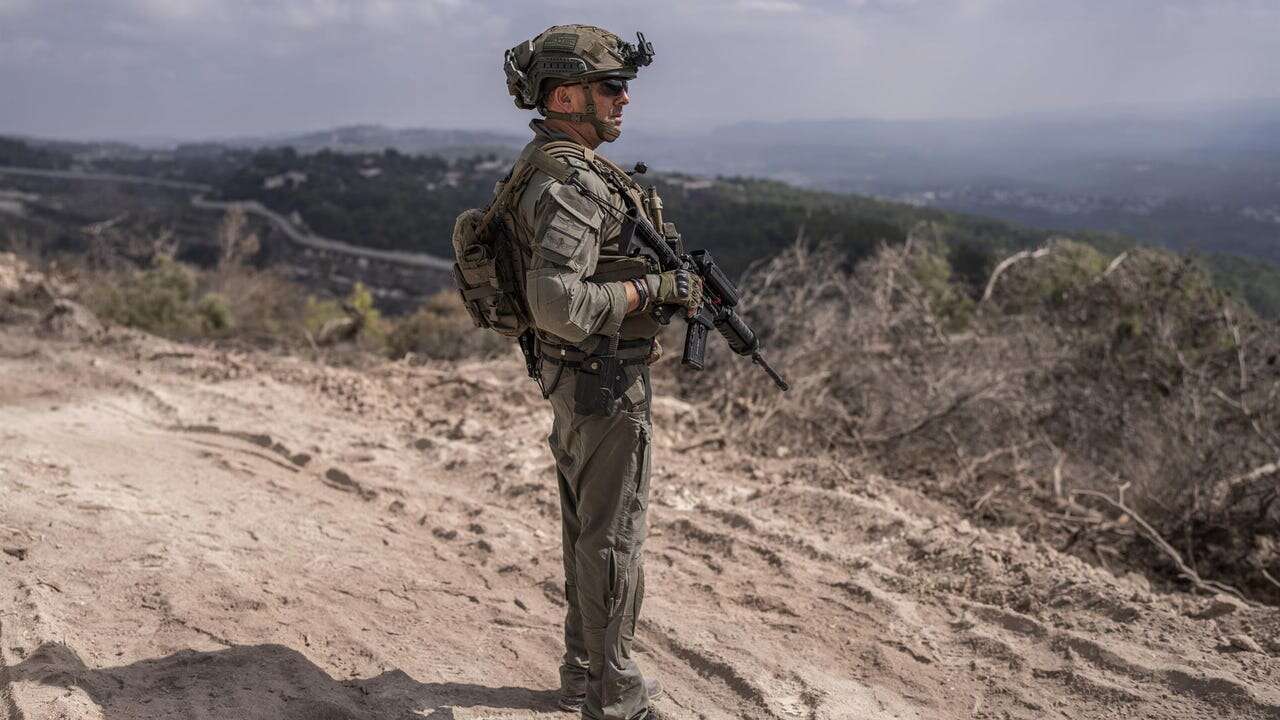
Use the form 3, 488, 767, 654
1, 321, 1279, 720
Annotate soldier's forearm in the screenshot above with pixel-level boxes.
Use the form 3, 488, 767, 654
623, 279, 640, 313
527, 273, 628, 343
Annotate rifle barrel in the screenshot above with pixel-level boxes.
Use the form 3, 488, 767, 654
752, 353, 790, 392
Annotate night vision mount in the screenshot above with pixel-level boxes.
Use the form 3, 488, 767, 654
619, 32, 655, 68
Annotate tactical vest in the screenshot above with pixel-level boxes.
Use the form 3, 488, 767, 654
513, 141, 663, 343
452, 138, 663, 343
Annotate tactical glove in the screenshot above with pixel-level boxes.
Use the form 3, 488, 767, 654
648, 270, 703, 316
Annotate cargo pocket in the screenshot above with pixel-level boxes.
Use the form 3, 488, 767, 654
635, 424, 650, 512
606, 547, 626, 617
621, 364, 648, 414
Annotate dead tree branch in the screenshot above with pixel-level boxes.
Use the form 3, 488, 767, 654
865, 380, 1004, 445
981, 246, 1051, 304
1101, 250, 1130, 279
1072, 489, 1257, 604
1212, 460, 1280, 508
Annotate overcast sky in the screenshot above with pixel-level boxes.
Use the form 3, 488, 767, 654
1, 0, 1277, 141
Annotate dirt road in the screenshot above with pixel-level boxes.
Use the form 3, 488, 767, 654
2, 323, 1278, 719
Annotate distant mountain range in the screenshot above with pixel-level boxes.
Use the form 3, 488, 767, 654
605, 99, 1280, 268
225, 125, 526, 160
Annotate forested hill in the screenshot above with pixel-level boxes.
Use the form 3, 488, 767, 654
4, 136, 1280, 316
212, 145, 1280, 316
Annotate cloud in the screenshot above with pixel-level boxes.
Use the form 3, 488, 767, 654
0, 0, 1276, 139
0, 0, 33, 15
129, 0, 214, 21
0, 36, 48, 63
736, 0, 805, 13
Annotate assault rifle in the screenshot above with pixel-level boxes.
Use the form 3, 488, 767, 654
619, 208, 789, 392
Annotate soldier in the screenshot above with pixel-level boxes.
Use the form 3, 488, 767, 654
499, 24, 702, 720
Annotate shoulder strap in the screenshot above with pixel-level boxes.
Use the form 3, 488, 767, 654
501, 141, 644, 229
583, 152, 649, 221
542, 140, 588, 160
526, 145, 576, 184
481, 144, 555, 228
532, 141, 638, 197
589, 152, 638, 191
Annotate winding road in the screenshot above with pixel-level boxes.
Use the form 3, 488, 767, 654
0, 165, 454, 272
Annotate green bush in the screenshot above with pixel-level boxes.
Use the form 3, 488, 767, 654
197, 293, 233, 334
83, 259, 311, 347
78, 257, 508, 361
908, 243, 974, 331
300, 282, 389, 351
990, 239, 1109, 313
86, 257, 200, 337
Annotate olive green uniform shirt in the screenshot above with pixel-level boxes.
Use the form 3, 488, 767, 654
514, 120, 652, 348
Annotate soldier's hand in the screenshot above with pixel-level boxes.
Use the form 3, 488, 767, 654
650, 270, 703, 317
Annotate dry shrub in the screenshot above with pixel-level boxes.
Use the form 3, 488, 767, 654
216, 208, 260, 268
691, 225, 1010, 457
74, 248, 507, 361
82, 258, 206, 338
697, 232, 1280, 601
81, 258, 311, 348
1029, 249, 1280, 598
77, 211, 311, 348
205, 265, 309, 347
385, 290, 510, 361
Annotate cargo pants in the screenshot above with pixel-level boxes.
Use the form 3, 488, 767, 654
546, 361, 653, 720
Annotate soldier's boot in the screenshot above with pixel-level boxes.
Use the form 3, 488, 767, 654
558, 677, 664, 713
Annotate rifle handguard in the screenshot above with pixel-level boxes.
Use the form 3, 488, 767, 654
690, 250, 740, 308
609, 202, 789, 392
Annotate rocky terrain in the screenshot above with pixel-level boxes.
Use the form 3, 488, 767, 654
1, 256, 1279, 720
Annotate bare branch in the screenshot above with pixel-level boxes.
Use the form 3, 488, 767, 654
1072, 489, 1257, 605
1212, 460, 1280, 508
1260, 567, 1280, 592
981, 246, 1052, 304
1221, 305, 1247, 390
865, 379, 1005, 445
1101, 250, 1130, 278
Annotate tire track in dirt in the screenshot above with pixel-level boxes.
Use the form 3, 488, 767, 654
961, 601, 1280, 718
643, 620, 785, 720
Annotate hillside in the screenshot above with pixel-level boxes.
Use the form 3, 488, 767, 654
2, 260, 1279, 720
160, 140, 1280, 316
4, 134, 1280, 317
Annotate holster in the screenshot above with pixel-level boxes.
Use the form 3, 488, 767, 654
573, 351, 625, 417
540, 337, 654, 417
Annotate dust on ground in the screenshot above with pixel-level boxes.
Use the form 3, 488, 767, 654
1, 291, 1278, 719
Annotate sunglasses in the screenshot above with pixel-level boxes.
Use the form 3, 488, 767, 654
596, 79, 629, 98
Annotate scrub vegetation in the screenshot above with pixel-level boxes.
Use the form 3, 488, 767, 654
688, 226, 1280, 604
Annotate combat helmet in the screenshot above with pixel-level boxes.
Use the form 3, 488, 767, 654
504, 24, 654, 142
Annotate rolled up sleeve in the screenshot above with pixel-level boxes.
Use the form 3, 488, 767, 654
525, 182, 629, 343
527, 267, 628, 343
